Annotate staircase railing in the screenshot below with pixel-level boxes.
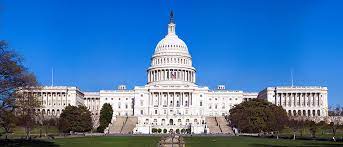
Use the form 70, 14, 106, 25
120, 116, 128, 133
215, 117, 223, 133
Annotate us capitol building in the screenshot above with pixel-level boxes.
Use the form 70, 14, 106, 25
29, 12, 328, 134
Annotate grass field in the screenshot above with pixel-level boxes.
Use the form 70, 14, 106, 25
1, 136, 160, 147
0, 126, 59, 138
2, 136, 343, 147
54, 136, 160, 147
185, 136, 343, 147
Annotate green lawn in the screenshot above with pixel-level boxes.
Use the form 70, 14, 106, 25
185, 136, 343, 147
54, 136, 160, 147
2, 136, 343, 147
0, 126, 59, 139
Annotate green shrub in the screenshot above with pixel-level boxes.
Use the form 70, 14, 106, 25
152, 128, 157, 133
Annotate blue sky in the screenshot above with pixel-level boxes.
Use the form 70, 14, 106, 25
1, 0, 342, 105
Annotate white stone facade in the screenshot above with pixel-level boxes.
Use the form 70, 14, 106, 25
257, 86, 329, 117
28, 86, 84, 117
27, 12, 329, 134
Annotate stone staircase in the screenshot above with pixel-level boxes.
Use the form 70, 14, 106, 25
121, 116, 138, 134
206, 117, 221, 134
109, 116, 126, 134
109, 116, 138, 134
206, 116, 233, 134
216, 116, 234, 134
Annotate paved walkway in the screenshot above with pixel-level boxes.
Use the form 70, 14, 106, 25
158, 135, 185, 147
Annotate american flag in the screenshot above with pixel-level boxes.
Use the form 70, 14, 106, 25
171, 72, 176, 79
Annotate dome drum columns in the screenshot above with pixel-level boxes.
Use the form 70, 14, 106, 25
148, 69, 196, 84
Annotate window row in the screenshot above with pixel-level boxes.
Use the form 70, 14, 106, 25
288, 109, 321, 117
208, 98, 239, 101
104, 97, 130, 101
144, 118, 202, 125
152, 57, 191, 66
157, 44, 186, 49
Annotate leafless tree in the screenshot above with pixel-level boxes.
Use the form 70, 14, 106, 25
15, 89, 41, 139
328, 105, 343, 141
0, 40, 40, 139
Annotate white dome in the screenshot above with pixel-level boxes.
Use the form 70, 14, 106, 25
154, 34, 189, 55
147, 11, 196, 86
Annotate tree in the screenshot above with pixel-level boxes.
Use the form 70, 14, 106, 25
163, 129, 167, 133
16, 90, 41, 139
297, 116, 308, 137
307, 120, 318, 139
152, 128, 157, 133
287, 117, 304, 140
0, 111, 16, 139
229, 99, 288, 137
58, 105, 93, 133
0, 41, 40, 139
317, 121, 327, 136
266, 103, 289, 139
35, 112, 57, 138
97, 103, 113, 132
328, 105, 343, 141
41, 117, 58, 137
158, 128, 162, 133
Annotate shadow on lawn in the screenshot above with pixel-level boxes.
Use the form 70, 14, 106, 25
251, 142, 343, 147
0, 139, 59, 147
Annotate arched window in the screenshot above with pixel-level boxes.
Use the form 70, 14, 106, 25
317, 110, 321, 116
169, 119, 173, 125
